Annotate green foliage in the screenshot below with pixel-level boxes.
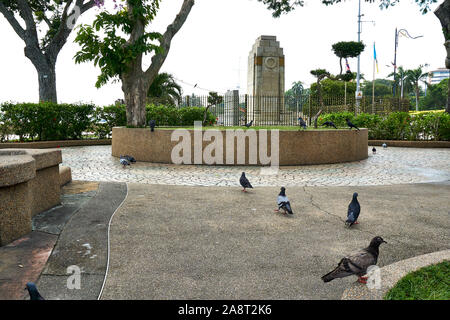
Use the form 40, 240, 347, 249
91, 104, 127, 139
385, 261, 450, 300
310, 79, 356, 97
74, 2, 162, 87
318, 111, 449, 141
361, 79, 394, 97
145, 105, 216, 127
420, 79, 449, 110
0, 102, 94, 141
147, 72, 182, 106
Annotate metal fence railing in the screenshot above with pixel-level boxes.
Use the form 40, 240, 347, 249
168, 94, 411, 126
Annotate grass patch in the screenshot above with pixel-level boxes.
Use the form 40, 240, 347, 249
384, 261, 450, 300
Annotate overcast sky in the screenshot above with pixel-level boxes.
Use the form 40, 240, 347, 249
0, 0, 446, 105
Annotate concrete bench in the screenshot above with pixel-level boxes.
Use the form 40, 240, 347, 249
0, 149, 63, 246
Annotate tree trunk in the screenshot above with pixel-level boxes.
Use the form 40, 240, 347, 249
434, 0, 450, 113
123, 77, 148, 127
37, 64, 57, 103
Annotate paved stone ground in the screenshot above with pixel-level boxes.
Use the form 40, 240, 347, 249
100, 183, 450, 300
61, 146, 450, 186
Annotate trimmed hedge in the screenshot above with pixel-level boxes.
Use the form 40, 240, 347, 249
0, 102, 216, 141
319, 111, 450, 141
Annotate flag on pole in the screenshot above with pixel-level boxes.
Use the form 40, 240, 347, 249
373, 42, 379, 73
345, 58, 351, 72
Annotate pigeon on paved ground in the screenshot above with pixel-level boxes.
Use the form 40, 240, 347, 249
346, 118, 360, 131
322, 121, 337, 129
244, 120, 253, 128
25, 282, 44, 300
345, 192, 361, 227
298, 117, 307, 130
372, 147, 376, 154
149, 119, 156, 132
275, 187, 293, 215
240, 172, 253, 192
321, 236, 387, 284
382, 143, 387, 149
123, 155, 136, 163
119, 156, 131, 168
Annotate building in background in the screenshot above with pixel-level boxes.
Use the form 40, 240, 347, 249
428, 68, 450, 85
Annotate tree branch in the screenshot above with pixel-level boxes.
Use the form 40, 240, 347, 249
0, 2, 26, 40
144, 0, 195, 83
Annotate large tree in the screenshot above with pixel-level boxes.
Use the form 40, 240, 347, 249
75, 0, 194, 126
331, 41, 365, 75
257, 0, 450, 113
0, 0, 99, 103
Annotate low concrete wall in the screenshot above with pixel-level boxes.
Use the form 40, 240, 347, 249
0, 149, 63, 246
112, 127, 368, 166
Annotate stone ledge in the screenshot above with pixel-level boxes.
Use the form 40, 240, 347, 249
341, 249, 450, 300
59, 166, 72, 186
0, 153, 35, 187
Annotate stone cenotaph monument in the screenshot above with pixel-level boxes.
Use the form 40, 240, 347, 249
247, 35, 285, 125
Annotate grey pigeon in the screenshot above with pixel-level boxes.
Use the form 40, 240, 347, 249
244, 120, 253, 128
149, 119, 156, 132
123, 155, 136, 163
321, 236, 387, 283
276, 187, 293, 215
298, 117, 307, 130
322, 121, 337, 129
372, 147, 376, 154
25, 282, 44, 300
345, 192, 361, 227
240, 172, 253, 192
119, 156, 130, 168
382, 143, 387, 148
346, 118, 360, 130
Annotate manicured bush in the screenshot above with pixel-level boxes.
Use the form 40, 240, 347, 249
91, 104, 127, 139
0, 102, 94, 141
317, 111, 450, 141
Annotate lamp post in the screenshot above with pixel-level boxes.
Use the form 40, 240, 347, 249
392, 28, 423, 97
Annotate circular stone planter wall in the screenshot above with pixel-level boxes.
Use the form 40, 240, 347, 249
112, 127, 368, 166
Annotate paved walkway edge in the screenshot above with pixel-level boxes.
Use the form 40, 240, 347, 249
36, 182, 127, 300
341, 249, 450, 300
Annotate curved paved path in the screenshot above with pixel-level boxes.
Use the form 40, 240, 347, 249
61, 146, 450, 186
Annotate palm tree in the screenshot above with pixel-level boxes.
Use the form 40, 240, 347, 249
405, 65, 429, 111
388, 66, 412, 98
147, 73, 183, 106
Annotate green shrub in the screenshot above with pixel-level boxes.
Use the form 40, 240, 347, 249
0, 102, 94, 141
91, 104, 127, 138
318, 111, 355, 127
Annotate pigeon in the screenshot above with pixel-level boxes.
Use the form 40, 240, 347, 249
382, 143, 387, 149
321, 236, 387, 284
322, 121, 337, 129
372, 147, 376, 154
244, 120, 253, 128
239, 172, 253, 192
298, 117, 307, 130
345, 118, 360, 131
123, 155, 136, 163
345, 192, 360, 227
119, 156, 130, 168
25, 282, 44, 300
149, 119, 156, 132
276, 187, 293, 215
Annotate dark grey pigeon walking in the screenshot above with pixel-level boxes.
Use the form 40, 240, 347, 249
240, 172, 253, 192
119, 156, 130, 168
321, 236, 387, 284
244, 120, 253, 128
346, 118, 360, 130
372, 147, 376, 154
149, 119, 156, 132
322, 121, 337, 129
345, 192, 361, 227
298, 117, 307, 130
25, 282, 44, 300
276, 187, 293, 215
